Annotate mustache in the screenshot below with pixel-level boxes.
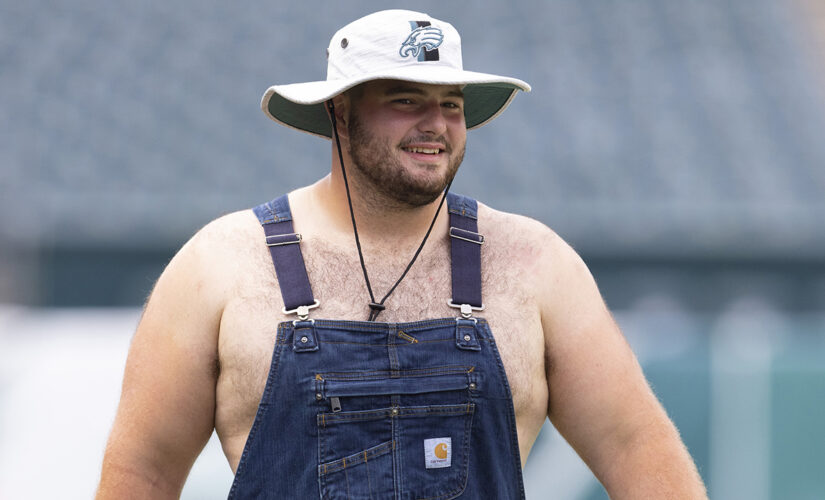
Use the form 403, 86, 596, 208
399, 135, 451, 153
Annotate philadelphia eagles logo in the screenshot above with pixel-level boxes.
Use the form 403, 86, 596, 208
399, 26, 444, 59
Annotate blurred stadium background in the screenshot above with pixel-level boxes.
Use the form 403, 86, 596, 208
1, 0, 824, 498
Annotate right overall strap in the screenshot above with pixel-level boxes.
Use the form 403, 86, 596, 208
446, 193, 484, 318
253, 195, 317, 317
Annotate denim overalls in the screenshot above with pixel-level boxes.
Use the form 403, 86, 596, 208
228, 193, 525, 499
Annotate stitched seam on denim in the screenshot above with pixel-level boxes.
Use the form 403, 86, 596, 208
318, 366, 473, 380
276, 337, 491, 346
227, 401, 270, 495
320, 404, 473, 424
275, 318, 490, 334
266, 200, 294, 223
323, 380, 469, 399
366, 454, 373, 500
319, 440, 394, 474
276, 318, 484, 331
227, 329, 283, 495
275, 338, 492, 346
450, 207, 478, 220
483, 321, 526, 495
447, 206, 478, 220
293, 326, 316, 350
271, 197, 293, 222
318, 422, 326, 497
323, 407, 472, 422
392, 410, 402, 500
318, 339, 453, 347
261, 216, 291, 225
413, 404, 475, 500
457, 324, 478, 347
256, 201, 276, 224
387, 325, 400, 375
344, 465, 350, 498
395, 404, 474, 417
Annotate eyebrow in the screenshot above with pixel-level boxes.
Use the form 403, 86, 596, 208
384, 85, 464, 99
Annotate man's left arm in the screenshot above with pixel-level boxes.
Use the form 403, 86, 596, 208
539, 236, 707, 499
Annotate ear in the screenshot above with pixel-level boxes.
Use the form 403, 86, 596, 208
327, 94, 351, 140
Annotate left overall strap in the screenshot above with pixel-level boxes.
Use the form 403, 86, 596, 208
446, 193, 484, 316
252, 195, 317, 317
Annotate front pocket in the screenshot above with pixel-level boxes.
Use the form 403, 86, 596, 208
314, 366, 479, 499
316, 367, 477, 500
318, 440, 395, 500
395, 403, 475, 500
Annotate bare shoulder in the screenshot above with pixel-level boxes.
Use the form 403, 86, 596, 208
187, 209, 263, 257
175, 210, 266, 284
476, 201, 556, 237
476, 201, 580, 282
474, 200, 596, 343
476, 201, 607, 353
134, 208, 266, 366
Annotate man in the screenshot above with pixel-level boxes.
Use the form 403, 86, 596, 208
97, 9, 707, 499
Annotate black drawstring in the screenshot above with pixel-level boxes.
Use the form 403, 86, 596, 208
327, 100, 377, 308
327, 99, 451, 321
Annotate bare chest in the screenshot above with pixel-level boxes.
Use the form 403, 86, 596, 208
214, 236, 548, 467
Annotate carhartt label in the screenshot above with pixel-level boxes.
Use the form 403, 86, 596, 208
424, 437, 451, 469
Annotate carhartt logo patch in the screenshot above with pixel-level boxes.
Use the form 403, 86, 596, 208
424, 437, 451, 468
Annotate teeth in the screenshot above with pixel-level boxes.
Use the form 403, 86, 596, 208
405, 147, 440, 154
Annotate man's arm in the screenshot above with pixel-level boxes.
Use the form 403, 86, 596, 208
96, 225, 227, 499
540, 236, 707, 499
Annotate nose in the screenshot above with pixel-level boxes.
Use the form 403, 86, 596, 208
416, 102, 448, 136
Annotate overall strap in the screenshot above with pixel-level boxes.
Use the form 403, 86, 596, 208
446, 193, 484, 315
253, 195, 318, 317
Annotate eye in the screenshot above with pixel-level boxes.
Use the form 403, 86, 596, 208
442, 101, 463, 110
394, 98, 414, 105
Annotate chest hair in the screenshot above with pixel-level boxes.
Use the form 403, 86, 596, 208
217, 223, 547, 441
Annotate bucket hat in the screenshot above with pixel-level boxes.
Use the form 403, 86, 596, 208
262, 9, 531, 138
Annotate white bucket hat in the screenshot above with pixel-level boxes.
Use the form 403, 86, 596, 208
262, 9, 531, 138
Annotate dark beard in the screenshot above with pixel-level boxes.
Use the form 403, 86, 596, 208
346, 111, 465, 208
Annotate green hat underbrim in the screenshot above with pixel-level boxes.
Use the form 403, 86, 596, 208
262, 79, 528, 139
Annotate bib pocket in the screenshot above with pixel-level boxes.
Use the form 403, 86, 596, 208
316, 366, 477, 500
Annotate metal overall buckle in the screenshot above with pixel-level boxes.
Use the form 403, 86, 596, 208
447, 300, 485, 321
283, 300, 320, 323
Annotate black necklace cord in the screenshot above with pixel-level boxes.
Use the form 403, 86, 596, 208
369, 178, 452, 321
327, 99, 452, 322
328, 99, 378, 307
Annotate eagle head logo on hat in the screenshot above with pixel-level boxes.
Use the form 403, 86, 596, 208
400, 24, 444, 60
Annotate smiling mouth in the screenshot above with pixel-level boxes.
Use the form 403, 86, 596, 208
402, 146, 443, 155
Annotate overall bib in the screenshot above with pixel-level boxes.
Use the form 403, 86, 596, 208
228, 193, 525, 499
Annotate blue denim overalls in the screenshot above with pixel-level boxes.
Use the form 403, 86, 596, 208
228, 193, 525, 499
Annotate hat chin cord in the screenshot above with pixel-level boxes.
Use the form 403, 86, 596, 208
326, 99, 452, 321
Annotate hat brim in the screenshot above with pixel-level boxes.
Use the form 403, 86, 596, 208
261, 66, 531, 138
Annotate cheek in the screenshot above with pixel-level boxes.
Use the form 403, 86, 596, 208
447, 116, 467, 139
450, 127, 467, 148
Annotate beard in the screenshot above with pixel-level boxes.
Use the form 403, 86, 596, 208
346, 110, 465, 208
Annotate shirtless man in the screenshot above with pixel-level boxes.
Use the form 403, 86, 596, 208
97, 10, 707, 499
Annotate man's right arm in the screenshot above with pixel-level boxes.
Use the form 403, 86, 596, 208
96, 223, 228, 499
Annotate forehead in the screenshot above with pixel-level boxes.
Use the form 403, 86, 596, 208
354, 79, 464, 99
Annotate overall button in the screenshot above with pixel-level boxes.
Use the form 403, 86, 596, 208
469, 383, 476, 390
463, 334, 471, 341
301, 336, 309, 343
391, 407, 399, 416
316, 393, 323, 400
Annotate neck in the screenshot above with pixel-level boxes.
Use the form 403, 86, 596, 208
312, 159, 449, 247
